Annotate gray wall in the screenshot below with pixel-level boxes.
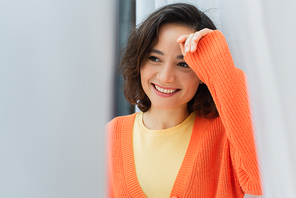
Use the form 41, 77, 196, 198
0, 0, 116, 197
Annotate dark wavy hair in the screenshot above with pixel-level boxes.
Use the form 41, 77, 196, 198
120, 3, 219, 118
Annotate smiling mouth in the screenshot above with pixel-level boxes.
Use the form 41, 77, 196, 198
153, 84, 180, 94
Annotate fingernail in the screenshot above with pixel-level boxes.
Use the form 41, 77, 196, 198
185, 46, 189, 52
191, 44, 194, 50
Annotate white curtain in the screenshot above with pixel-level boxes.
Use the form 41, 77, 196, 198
0, 0, 116, 197
136, 0, 296, 197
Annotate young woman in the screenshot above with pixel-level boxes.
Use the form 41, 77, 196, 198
107, 3, 262, 198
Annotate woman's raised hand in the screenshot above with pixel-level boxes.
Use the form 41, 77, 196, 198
177, 28, 213, 56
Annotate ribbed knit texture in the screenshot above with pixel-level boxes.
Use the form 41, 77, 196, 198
133, 112, 195, 197
107, 30, 262, 198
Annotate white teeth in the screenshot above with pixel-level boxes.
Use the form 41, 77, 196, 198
154, 84, 177, 94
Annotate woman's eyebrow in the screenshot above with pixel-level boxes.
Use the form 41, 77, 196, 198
177, 55, 184, 59
151, 49, 184, 59
151, 49, 164, 55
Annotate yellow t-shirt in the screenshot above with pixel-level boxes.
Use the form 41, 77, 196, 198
133, 111, 195, 198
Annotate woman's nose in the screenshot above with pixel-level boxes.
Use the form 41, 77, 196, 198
157, 63, 175, 83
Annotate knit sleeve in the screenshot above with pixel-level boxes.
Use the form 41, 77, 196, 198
184, 30, 262, 195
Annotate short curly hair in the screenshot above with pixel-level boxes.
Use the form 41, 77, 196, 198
120, 3, 219, 118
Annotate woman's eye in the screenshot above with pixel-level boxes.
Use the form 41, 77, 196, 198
178, 62, 189, 68
148, 56, 160, 62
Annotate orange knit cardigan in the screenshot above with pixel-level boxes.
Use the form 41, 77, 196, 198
107, 30, 262, 198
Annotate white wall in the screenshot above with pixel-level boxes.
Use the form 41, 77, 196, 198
0, 0, 116, 197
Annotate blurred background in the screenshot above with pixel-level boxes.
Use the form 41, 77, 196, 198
1, 0, 295, 197
0, 0, 117, 197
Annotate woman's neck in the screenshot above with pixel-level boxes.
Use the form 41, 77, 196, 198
142, 106, 190, 130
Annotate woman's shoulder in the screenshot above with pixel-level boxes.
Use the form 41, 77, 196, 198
106, 113, 138, 134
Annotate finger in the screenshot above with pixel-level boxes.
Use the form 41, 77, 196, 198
190, 32, 199, 53
193, 28, 213, 42
185, 33, 195, 53
179, 43, 186, 56
191, 29, 213, 53
176, 35, 189, 43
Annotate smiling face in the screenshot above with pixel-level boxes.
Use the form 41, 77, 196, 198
140, 23, 200, 113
